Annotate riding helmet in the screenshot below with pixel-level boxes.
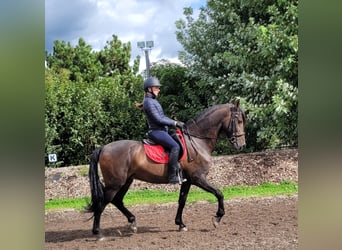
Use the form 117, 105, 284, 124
143, 77, 161, 90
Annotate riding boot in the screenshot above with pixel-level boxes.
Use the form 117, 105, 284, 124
168, 148, 186, 184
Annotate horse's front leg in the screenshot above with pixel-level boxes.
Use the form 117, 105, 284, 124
175, 181, 191, 231
194, 176, 225, 227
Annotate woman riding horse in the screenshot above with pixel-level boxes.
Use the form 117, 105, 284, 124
142, 77, 186, 184
87, 96, 246, 238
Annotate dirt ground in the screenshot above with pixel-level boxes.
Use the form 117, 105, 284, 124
45, 149, 298, 249
45, 195, 297, 249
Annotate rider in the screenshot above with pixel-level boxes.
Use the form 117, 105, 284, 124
142, 76, 186, 184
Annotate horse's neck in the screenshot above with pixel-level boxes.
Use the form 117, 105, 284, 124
186, 106, 228, 153
188, 107, 226, 138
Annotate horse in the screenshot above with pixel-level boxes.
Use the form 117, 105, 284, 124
86, 99, 246, 238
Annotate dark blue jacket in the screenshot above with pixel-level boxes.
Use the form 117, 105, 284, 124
143, 93, 176, 131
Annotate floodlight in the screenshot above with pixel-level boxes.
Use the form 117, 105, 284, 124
146, 41, 154, 48
137, 41, 145, 48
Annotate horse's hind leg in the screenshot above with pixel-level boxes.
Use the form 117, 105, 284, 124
111, 177, 137, 232
93, 187, 118, 238
92, 204, 106, 236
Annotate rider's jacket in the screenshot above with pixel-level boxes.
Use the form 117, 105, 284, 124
143, 93, 176, 131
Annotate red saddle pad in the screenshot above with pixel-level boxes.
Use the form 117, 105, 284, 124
143, 130, 187, 163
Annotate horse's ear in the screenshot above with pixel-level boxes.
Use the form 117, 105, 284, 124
233, 98, 240, 107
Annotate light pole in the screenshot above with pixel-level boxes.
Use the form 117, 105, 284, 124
137, 40, 154, 79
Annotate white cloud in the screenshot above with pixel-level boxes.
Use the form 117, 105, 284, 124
45, 0, 205, 72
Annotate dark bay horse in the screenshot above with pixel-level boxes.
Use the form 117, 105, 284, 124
87, 100, 246, 238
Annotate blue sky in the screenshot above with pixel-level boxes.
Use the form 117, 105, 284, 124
45, 0, 206, 70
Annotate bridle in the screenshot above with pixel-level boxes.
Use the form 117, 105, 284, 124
227, 109, 245, 145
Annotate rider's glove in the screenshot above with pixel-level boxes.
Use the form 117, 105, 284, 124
175, 121, 185, 129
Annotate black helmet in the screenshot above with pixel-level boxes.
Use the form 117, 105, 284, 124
143, 77, 161, 90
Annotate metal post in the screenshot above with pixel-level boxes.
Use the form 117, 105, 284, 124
144, 49, 150, 78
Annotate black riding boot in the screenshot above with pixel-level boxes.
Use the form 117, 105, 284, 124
168, 147, 185, 184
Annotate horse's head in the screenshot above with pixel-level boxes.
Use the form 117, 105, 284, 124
185, 101, 247, 152
224, 99, 246, 150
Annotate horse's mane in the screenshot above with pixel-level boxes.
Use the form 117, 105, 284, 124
186, 104, 230, 128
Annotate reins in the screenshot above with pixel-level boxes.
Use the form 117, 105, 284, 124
181, 127, 200, 162
181, 119, 219, 162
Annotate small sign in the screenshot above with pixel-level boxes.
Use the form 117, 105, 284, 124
48, 154, 57, 162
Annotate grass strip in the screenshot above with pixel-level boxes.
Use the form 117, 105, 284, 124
45, 181, 297, 211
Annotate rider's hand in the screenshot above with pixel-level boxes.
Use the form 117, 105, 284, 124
175, 121, 185, 129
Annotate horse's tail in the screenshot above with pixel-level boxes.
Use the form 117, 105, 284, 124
86, 146, 104, 214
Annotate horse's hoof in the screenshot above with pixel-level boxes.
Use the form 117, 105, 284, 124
129, 222, 138, 233
131, 226, 138, 233
96, 234, 105, 241
212, 216, 221, 228
179, 225, 188, 232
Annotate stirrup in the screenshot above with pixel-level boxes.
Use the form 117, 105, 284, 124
168, 174, 186, 185
178, 178, 187, 185
177, 171, 187, 184
168, 176, 180, 184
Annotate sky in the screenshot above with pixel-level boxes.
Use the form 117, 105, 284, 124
45, 0, 206, 71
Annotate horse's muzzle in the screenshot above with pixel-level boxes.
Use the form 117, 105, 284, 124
235, 144, 246, 151
229, 137, 246, 150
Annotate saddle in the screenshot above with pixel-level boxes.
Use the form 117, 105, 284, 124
143, 129, 187, 164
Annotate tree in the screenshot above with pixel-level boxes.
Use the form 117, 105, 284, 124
45, 35, 144, 166
46, 35, 140, 83
176, 0, 298, 149
46, 38, 100, 83
150, 60, 207, 122
98, 35, 133, 76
